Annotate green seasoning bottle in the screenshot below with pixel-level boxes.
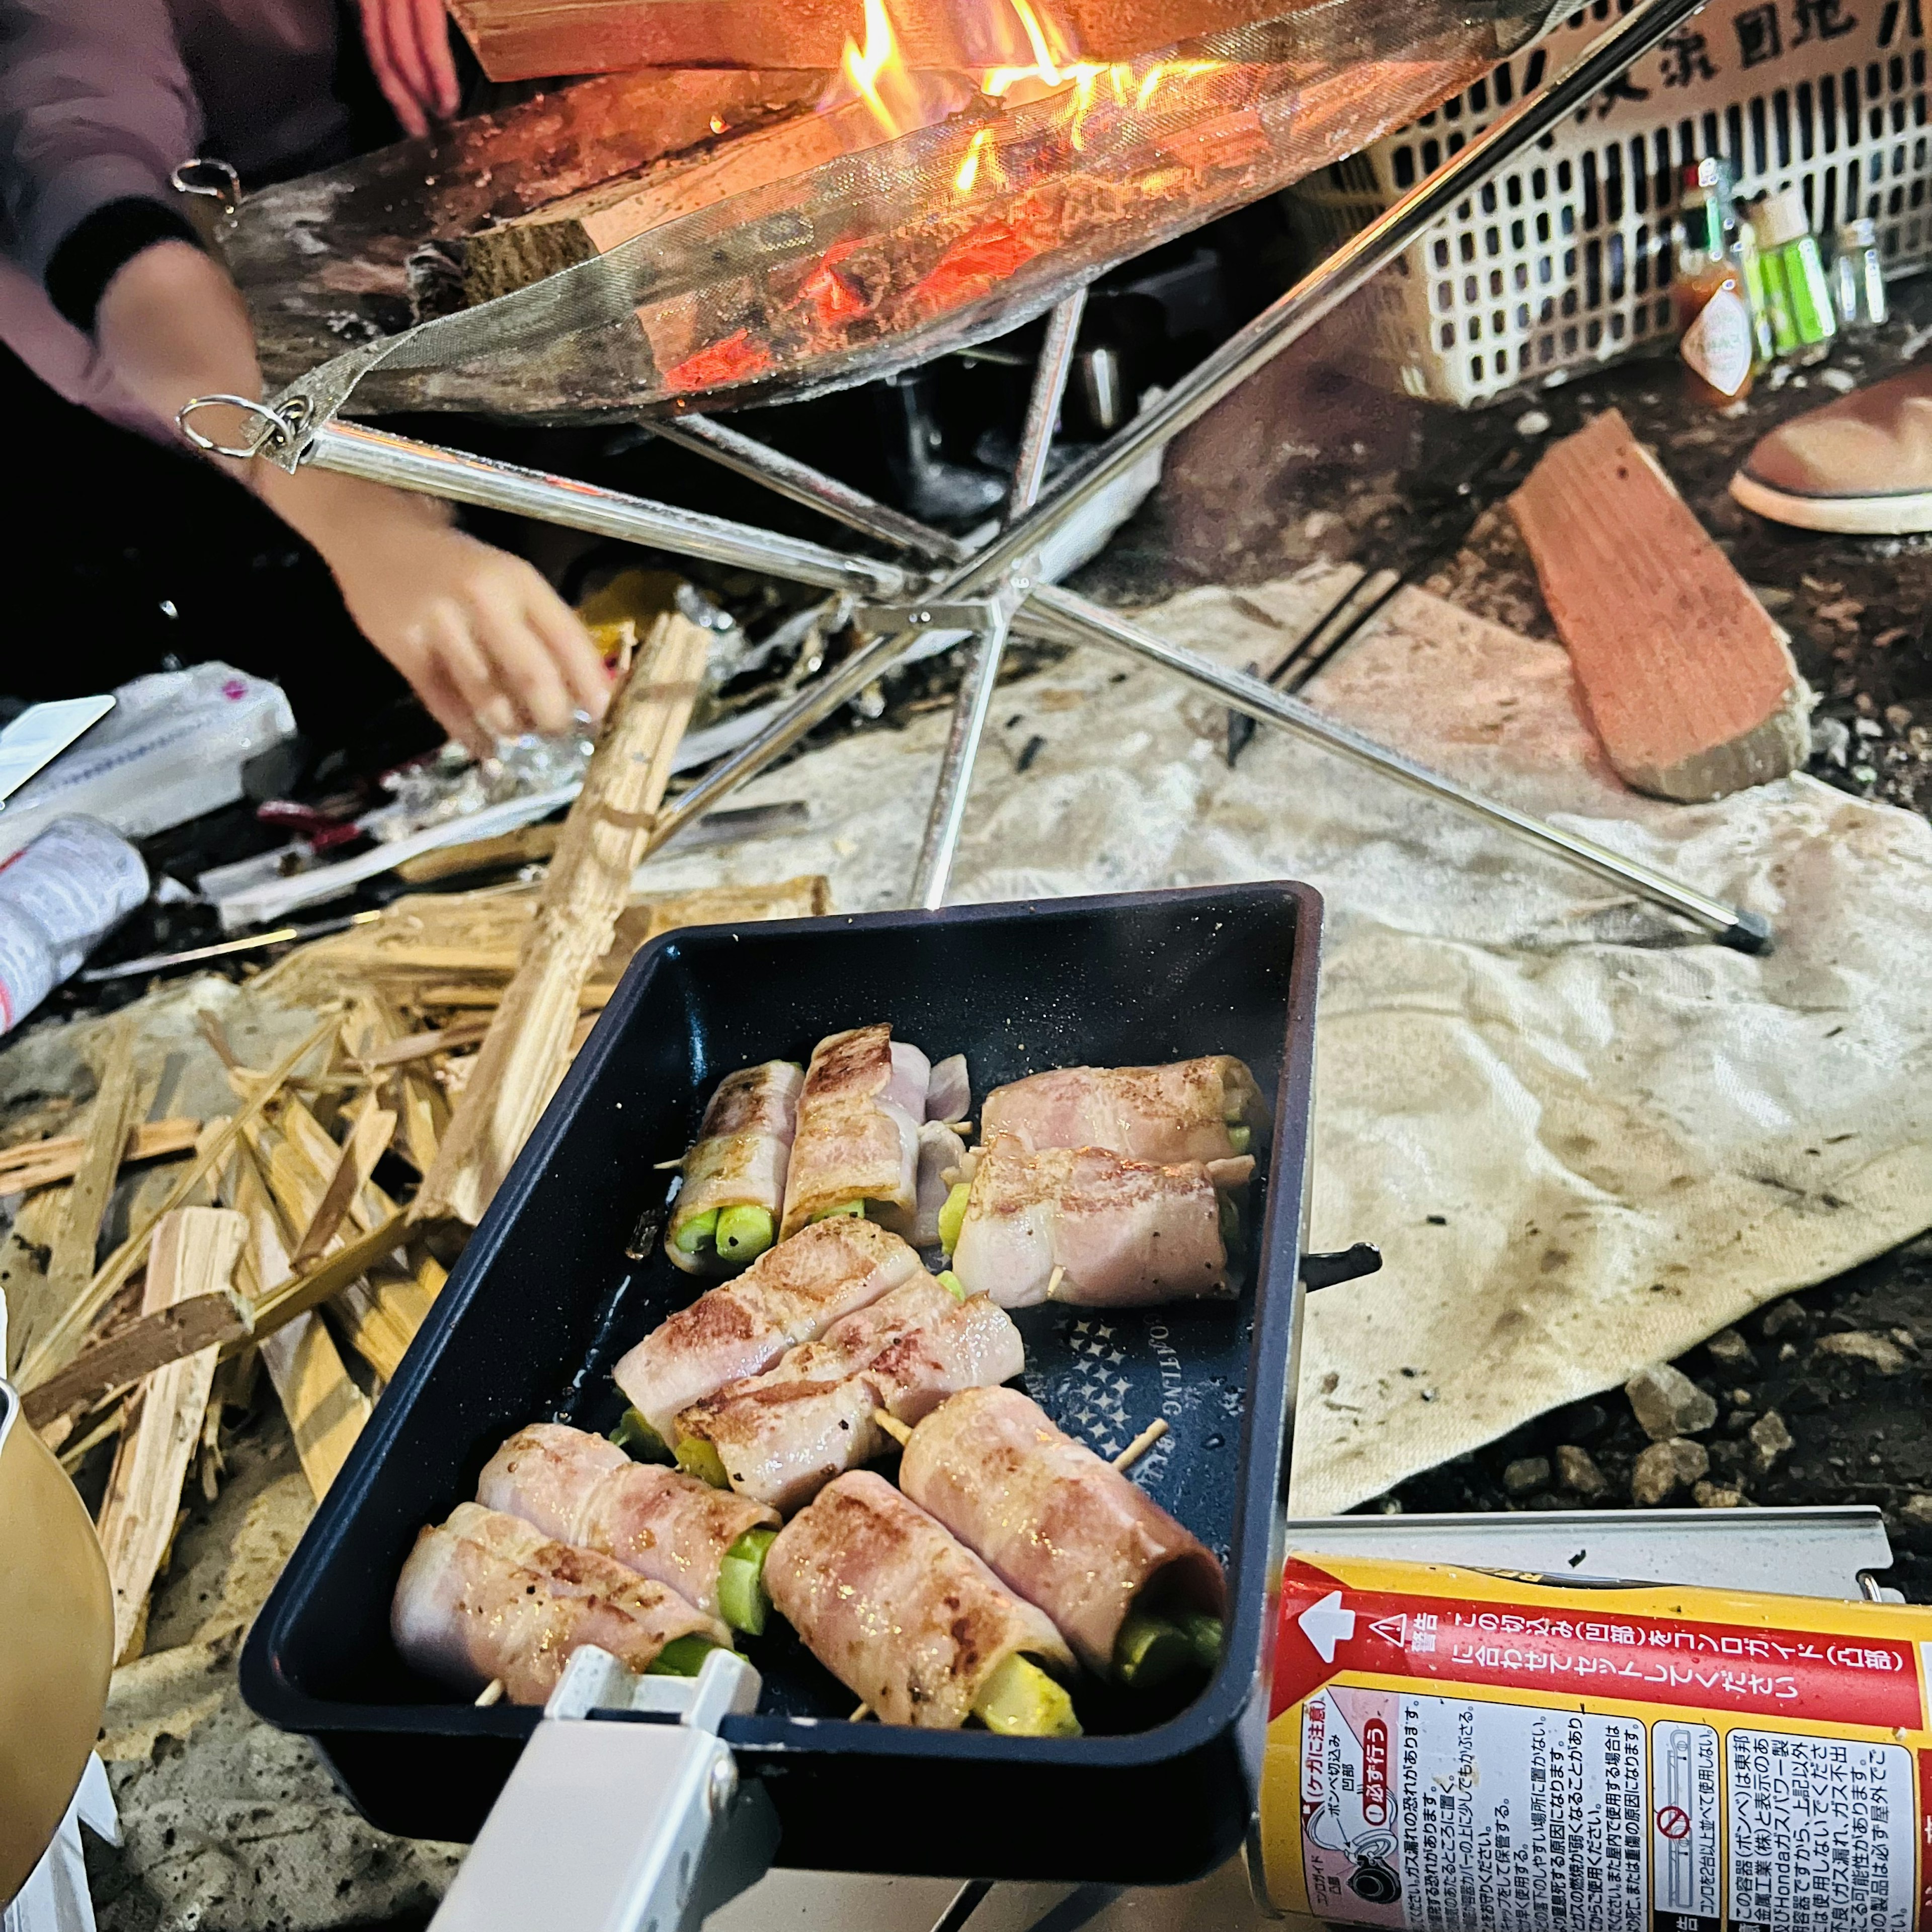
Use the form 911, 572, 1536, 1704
1672, 158, 1759, 407
1753, 186, 1837, 358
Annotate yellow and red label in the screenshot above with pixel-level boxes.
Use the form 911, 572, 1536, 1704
1258, 1552, 1932, 1931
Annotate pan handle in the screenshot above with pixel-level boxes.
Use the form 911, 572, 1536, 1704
430, 1648, 776, 1932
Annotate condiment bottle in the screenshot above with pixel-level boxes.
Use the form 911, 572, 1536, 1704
1753, 186, 1837, 358
1672, 157, 1758, 407
1830, 216, 1887, 333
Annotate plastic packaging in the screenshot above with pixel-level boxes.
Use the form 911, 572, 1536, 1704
0, 664, 295, 864
1258, 1549, 1932, 1927
1831, 217, 1888, 333
1672, 158, 1759, 407
1753, 186, 1837, 358
0, 818, 149, 1034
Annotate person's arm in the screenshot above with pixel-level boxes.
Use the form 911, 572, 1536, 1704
93, 240, 610, 752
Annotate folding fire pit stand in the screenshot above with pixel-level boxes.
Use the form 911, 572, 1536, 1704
186, 0, 1767, 949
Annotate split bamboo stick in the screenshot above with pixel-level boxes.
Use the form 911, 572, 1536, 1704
414, 611, 710, 1226
0, 1117, 201, 1195
95, 1206, 248, 1661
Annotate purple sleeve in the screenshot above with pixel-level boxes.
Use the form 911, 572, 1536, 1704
0, 0, 205, 282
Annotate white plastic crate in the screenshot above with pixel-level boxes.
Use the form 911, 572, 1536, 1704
1287, 0, 1930, 406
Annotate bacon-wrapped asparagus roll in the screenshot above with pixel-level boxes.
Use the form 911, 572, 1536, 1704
766, 1471, 1079, 1733
391, 1502, 730, 1704
947, 1134, 1251, 1308
981, 1056, 1263, 1165
669, 1061, 803, 1274
780, 1024, 954, 1239
614, 1217, 921, 1445
674, 1274, 1024, 1513
477, 1423, 779, 1630
900, 1388, 1226, 1687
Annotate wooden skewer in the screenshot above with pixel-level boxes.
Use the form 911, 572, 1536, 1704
849, 1702, 873, 1721
1114, 1418, 1169, 1472
872, 1411, 912, 1447
1045, 1264, 1065, 1300
475, 1679, 506, 1707
651, 1156, 686, 1171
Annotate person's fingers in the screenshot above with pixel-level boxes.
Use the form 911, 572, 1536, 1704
358, 0, 429, 138
412, 0, 463, 118
376, 0, 437, 132
472, 596, 574, 738
410, 648, 485, 756
429, 607, 516, 749
522, 579, 613, 724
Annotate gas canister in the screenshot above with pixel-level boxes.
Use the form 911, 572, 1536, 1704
1258, 1550, 1932, 1931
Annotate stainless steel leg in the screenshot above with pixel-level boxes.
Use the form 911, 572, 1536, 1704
1017, 584, 1772, 952
908, 290, 1087, 910
303, 421, 914, 599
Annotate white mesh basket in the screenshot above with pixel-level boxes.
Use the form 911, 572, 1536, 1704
1287, 0, 1931, 406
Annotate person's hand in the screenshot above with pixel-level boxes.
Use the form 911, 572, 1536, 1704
357, 0, 461, 138
319, 506, 612, 754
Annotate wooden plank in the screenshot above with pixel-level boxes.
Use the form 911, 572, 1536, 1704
16, 1014, 337, 1392
43, 1020, 141, 1308
223, 1138, 371, 1499
95, 1207, 248, 1662
1508, 408, 1810, 802
22, 1289, 253, 1431
0, 1117, 201, 1195
442, 0, 1298, 80
251, 1212, 411, 1339
415, 615, 710, 1226
335, 1249, 448, 1384
395, 822, 560, 886
461, 101, 892, 303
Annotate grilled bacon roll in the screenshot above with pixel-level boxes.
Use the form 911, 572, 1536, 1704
391, 1502, 727, 1705
900, 1388, 1225, 1676
765, 1471, 1074, 1728
981, 1056, 1262, 1166
477, 1423, 776, 1621
780, 1024, 947, 1239
614, 1217, 922, 1441
674, 1275, 1024, 1513
668, 1061, 803, 1275
950, 1134, 1250, 1308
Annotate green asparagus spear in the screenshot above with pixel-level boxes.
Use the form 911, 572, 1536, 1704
648, 1633, 726, 1677
1218, 1191, 1240, 1247
672, 1207, 720, 1256
1226, 1123, 1251, 1156
609, 1407, 670, 1462
675, 1435, 731, 1489
1114, 1612, 1200, 1690
974, 1653, 1082, 1737
937, 1182, 971, 1255
717, 1526, 779, 1636
811, 1200, 866, 1223
937, 1269, 969, 1302
715, 1204, 775, 1264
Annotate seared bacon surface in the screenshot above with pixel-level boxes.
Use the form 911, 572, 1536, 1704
780, 1025, 930, 1238
478, 1422, 776, 1618
951, 1134, 1248, 1307
765, 1471, 1072, 1727
390, 1501, 726, 1705
614, 1217, 921, 1439
981, 1056, 1262, 1164
900, 1387, 1225, 1674
676, 1274, 1024, 1511
670, 1061, 802, 1274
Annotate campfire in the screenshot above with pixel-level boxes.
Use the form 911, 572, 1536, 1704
260, 0, 1546, 422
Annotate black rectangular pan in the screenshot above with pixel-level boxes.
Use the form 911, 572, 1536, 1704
242, 881, 1321, 1886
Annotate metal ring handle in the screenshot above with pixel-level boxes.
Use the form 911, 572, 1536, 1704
171, 157, 240, 212
177, 393, 303, 460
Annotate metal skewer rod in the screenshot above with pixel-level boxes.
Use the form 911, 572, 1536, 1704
949, 0, 1712, 603
304, 420, 914, 599
646, 415, 972, 565
908, 289, 1087, 909
1016, 584, 1772, 951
